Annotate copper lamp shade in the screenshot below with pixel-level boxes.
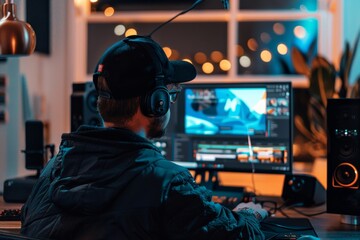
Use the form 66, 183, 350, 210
0, 0, 36, 56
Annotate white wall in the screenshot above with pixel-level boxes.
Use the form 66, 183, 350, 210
0, 0, 71, 192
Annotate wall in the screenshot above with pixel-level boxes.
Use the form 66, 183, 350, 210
0, 58, 23, 192
0, 0, 70, 192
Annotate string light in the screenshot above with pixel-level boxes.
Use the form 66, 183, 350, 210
104, 7, 114, 17
219, 59, 231, 71
163, 47, 172, 58
114, 25, 126, 36
260, 50, 272, 62
239, 56, 251, 68
277, 43, 288, 55
125, 28, 137, 37
202, 62, 214, 74
194, 52, 207, 64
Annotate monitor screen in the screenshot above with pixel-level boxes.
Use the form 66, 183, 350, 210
155, 82, 293, 174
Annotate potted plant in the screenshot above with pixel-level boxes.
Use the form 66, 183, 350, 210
291, 30, 360, 159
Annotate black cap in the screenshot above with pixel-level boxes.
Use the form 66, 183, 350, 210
93, 35, 197, 99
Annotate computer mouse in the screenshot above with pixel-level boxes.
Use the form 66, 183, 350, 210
297, 235, 320, 240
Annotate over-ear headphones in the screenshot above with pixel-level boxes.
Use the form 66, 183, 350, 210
124, 36, 170, 118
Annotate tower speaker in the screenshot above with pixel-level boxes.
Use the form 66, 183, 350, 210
327, 98, 360, 216
281, 173, 325, 207
71, 82, 102, 132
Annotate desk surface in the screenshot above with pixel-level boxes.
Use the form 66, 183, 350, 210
1, 196, 360, 239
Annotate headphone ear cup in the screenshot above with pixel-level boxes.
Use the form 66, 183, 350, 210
141, 87, 170, 117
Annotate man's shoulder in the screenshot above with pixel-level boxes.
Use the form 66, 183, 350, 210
153, 158, 188, 173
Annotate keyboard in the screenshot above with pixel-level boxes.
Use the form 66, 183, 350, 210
0, 209, 22, 221
261, 217, 318, 240
211, 187, 246, 209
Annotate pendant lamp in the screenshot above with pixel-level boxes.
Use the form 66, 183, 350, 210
0, 0, 36, 56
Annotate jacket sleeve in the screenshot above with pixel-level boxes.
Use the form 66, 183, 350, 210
160, 171, 265, 240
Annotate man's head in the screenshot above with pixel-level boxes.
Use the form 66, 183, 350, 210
93, 35, 196, 138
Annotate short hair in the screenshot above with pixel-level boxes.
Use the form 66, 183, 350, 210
96, 76, 140, 125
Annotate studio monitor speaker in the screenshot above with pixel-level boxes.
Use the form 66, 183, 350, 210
327, 98, 360, 216
71, 82, 102, 132
281, 173, 326, 207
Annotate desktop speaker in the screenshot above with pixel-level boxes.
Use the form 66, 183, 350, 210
3, 176, 38, 203
281, 173, 325, 207
327, 98, 360, 216
71, 82, 102, 132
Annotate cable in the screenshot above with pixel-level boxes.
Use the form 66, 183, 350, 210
288, 206, 327, 217
247, 133, 257, 196
147, 0, 203, 37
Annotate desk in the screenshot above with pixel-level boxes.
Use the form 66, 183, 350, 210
1, 196, 360, 239
256, 196, 360, 239
0, 196, 22, 234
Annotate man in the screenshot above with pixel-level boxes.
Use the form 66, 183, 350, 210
21, 35, 267, 239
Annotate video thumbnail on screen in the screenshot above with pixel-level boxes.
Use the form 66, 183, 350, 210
184, 87, 267, 135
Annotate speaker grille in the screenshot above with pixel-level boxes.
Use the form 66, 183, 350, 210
71, 82, 102, 132
327, 98, 360, 215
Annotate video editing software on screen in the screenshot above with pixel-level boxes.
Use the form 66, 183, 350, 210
154, 82, 293, 174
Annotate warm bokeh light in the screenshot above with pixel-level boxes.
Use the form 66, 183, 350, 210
170, 49, 180, 60
260, 50, 272, 62
210, 51, 223, 63
194, 52, 207, 64
273, 23, 285, 35
294, 26, 307, 39
219, 59, 231, 71
125, 28, 137, 37
163, 47, 172, 58
277, 43, 288, 55
260, 32, 271, 43
183, 58, 193, 64
247, 38, 258, 51
104, 7, 115, 17
202, 62, 214, 74
90, 0, 98, 3
239, 56, 251, 68
114, 25, 126, 36
237, 45, 244, 56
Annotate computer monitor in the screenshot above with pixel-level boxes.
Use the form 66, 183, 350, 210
155, 81, 293, 186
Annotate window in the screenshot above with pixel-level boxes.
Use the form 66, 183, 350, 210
79, 0, 337, 87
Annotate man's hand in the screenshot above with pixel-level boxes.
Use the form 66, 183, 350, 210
233, 202, 268, 221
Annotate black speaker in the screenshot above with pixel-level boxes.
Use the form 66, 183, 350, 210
3, 176, 38, 203
71, 82, 102, 132
327, 98, 360, 215
24, 120, 45, 170
281, 173, 326, 207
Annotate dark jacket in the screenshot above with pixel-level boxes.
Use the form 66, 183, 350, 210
21, 126, 264, 240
